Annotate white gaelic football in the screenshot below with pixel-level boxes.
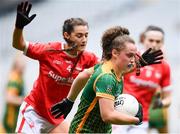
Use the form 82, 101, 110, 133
114, 94, 139, 116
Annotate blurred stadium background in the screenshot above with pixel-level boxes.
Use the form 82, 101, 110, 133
0, 0, 180, 133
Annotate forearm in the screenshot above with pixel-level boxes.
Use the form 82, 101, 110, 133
67, 70, 91, 101
103, 110, 139, 125
99, 98, 139, 125
12, 28, 26, 51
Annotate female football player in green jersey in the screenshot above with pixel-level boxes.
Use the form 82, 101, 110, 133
56, 26, 142, 133
51, 25, 163, 133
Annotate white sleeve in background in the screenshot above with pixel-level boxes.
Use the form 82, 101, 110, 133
162, 85, 172, 92
23, 41, 29, 55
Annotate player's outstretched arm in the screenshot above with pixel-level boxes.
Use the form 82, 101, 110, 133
67, 67, 94, 101
13, 1, 36, 51
51, 67, 94, 119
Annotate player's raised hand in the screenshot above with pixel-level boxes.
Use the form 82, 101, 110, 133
135, 48, 163, 76
50, 98, 74, 119
137, 48, 163, 67
15, 1, 36, 29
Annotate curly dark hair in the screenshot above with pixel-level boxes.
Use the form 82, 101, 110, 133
101, 26, 135, 60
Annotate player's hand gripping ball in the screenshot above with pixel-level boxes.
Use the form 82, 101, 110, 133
114, 94, 143, 125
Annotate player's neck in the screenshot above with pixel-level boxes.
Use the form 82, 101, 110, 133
64, 44, 78, 56
66, 50, 78, 56
104, 60, 122, 81
112, 66, 123, 81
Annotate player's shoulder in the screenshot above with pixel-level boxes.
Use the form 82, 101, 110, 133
82, 50, 96, 56
93, 72, 117, 89
81, 51, 97, 59
96, 71, 115, 82
47, 41, 63, 50
161, 60, 171, 68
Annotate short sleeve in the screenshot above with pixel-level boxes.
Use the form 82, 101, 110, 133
159, 61, 171, 93
24, 41, 62, 61
161, 62, 171, 88
82, 51, 100, 68
94, 73, 116, 100
89, 53, 99, 66
24, 41, 50, 60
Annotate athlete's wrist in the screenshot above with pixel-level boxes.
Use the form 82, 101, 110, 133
66, 98, 74, 103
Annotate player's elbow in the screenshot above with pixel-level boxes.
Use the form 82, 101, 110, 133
12, 42, 19, 50
12, 42, 18, 49
101, 113, 112, 123
12, 41, 25, 51
101, 116, 111, 123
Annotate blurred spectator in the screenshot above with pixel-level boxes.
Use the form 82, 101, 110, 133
3, 54, 25, 133
0, 122, 5, 133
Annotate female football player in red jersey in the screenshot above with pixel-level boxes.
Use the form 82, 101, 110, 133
13, 1, 98, 133
112, 25, 172, 134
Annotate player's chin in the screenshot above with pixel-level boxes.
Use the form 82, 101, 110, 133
78, 46, 86, 52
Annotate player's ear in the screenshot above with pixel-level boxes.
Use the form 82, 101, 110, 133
63, 32, 70, 40
112, 49, 119, 58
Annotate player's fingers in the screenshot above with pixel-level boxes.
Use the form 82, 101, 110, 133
29, 14, 36, 21
50, 103, 60, 111
17, 4, 22, 12
26, 3, 32, 15
152, 50, 163, 56
143, 48, 152, 55
50, 107, 57, 112
153, 61, 162, 64
155, 56, 163, 61
55, 113, 63, 119
23, 1, 28, 12
51, 109, 60, 115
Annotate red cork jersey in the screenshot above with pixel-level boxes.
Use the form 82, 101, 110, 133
24, 41, 98, 124
124, 60, 171, 121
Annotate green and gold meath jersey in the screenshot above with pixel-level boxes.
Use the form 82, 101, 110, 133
69, 62, 123, 133
3, 71, 24, 133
